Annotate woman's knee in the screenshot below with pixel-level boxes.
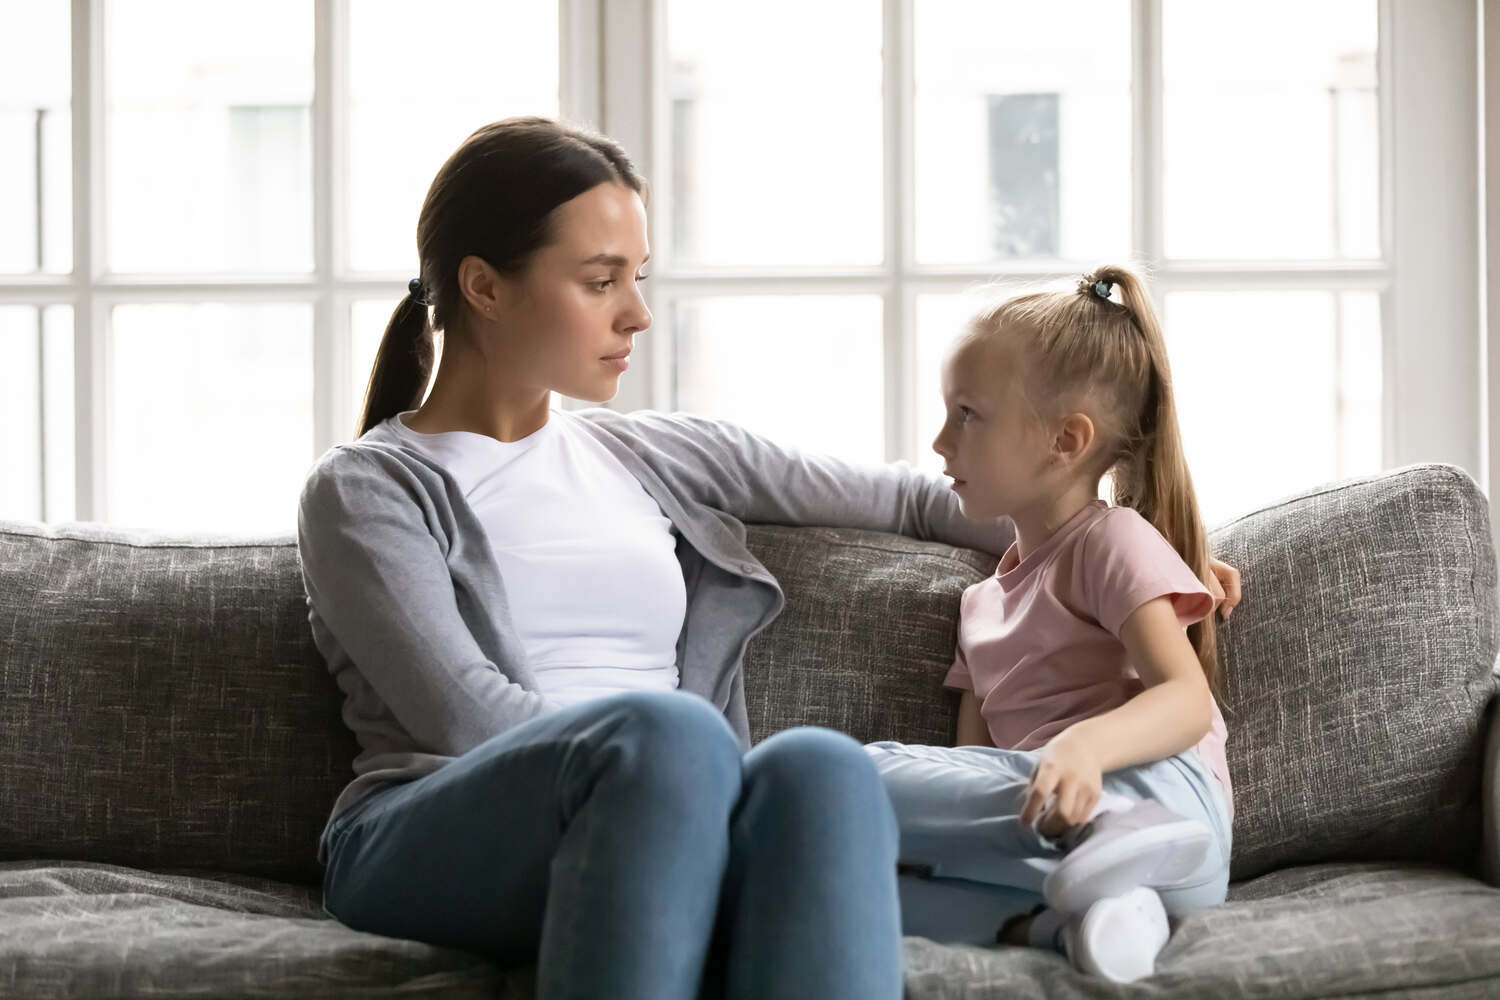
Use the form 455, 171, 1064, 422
749, 727, 897, 838
592, 690, 743, 791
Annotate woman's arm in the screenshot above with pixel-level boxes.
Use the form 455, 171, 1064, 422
590, 408, 1015, 555
298, 449, 550, 758
1053, 595, 1213, 772
955, 690, 995, 747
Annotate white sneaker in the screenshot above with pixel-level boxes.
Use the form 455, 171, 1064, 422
1061, 886, 1171, 983
1042, 798, 1212, 912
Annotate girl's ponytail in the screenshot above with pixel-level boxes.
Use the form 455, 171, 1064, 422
357, 283, 436, 438
1085, 266, 1220, 692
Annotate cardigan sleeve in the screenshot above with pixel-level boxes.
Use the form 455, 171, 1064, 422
597, 409, 1015, 558
296, 448, 550, 758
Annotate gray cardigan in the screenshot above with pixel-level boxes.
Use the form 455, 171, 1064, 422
296, 407, 1015, 858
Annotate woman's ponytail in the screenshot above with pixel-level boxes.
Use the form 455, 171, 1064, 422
356, 288, 435, 437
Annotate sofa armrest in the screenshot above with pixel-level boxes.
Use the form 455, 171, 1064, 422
1485, 689, 1500, 886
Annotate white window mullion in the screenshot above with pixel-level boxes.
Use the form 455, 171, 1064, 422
1133, 0, 1165, 315
1386, 0, 1480, 478
596, 0, 655, 414
312, 0, 348, 454
71, 0, 106, 521
884, 0, 913, 463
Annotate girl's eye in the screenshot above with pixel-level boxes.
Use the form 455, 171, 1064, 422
590, 279, 614, 292
957, 405, 975, 421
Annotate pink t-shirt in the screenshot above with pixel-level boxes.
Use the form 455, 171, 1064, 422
944, 499, 1234, 821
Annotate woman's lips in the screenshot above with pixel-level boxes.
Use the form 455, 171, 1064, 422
602, 354, 630, 372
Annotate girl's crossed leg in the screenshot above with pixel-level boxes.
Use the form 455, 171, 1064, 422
864, 740, 1232, 948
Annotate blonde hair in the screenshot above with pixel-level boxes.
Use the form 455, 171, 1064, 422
969, 264, 1220, 692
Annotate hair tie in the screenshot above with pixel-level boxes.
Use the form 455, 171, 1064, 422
408, 277, 430, 305
1091, 279, 1114, 302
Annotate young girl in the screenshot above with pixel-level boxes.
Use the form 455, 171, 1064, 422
867, 266, 1238, 983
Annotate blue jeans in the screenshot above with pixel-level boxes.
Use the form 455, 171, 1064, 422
321, 690, 903, 1000
864, 741, 1234, 946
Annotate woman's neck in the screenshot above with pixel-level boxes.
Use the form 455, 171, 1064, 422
403, 348, 551, 443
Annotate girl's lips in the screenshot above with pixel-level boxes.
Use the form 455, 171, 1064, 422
602, 356, 630, 372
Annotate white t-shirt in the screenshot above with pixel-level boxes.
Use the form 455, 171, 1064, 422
387, 408, 687, 708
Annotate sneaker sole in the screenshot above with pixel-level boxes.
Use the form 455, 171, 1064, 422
1069, 887, 1169, 983
1043, 820, 1212, 912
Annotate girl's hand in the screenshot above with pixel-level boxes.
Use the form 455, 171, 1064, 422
1020, 730, 1104, 833
1207, 556, 1242, 621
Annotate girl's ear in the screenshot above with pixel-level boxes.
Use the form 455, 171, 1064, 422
1054, 412, 1095, 463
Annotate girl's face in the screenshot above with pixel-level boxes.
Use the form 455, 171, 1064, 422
485, 181, 652, 403
931, 334, 1054, 521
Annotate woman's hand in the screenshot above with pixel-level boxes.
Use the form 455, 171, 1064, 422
1207, 556, 1242, 621
1020, 729, 1104, 834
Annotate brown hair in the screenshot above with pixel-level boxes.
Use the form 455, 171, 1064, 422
971, 265, 1220, 690
357, 116, 646, 437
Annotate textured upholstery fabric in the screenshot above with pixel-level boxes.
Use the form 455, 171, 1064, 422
2, 860, 1495, 1000
1204, 464, 1498, 880
0, 525, 354, 886
901, 862, 1500, 999
1, 461, 1497, 998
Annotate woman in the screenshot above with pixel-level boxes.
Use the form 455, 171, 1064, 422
297, 116, 1240, 999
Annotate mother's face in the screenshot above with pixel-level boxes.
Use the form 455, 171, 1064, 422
487, 181, 653, 403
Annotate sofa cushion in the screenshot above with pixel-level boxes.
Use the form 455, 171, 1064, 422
741, 524, 996, 746
0, 523, 352, 887
902, 862, 1500, 999
1204, 464, 1498, 880
0, 861, 523, 999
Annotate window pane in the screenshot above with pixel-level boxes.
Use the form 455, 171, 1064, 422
672, 296, 884, 463
666, 2, 881, 267
1163, 0, 1379, 259
109, 303, 313, 532
915, 1, 1131, 266
107, 0, 313, 273
1165, 291, 1382, 526
348, 1, 559, 273
0, 1, 71, 274
0, 305, 74, 521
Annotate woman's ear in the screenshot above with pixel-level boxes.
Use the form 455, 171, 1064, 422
456, 255, 502, 320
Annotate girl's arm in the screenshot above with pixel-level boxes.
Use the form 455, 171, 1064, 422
955, 690, 995, 747
1021, 595, 1212, 827
1053, 595, 1213, 772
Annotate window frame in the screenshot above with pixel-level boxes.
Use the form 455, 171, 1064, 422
0, 0, 1483, 524
600, 0, 1483, 501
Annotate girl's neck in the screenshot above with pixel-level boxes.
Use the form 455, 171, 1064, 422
1009, 481, 1105, 562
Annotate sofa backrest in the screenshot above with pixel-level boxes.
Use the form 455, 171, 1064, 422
0, 463, 1494, 887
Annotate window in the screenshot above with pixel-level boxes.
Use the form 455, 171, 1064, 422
1, 0, 559, 532
625, 0, 1480, 530
2, 1, 1482, 532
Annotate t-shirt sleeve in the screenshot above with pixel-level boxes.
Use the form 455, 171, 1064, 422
1079, 508, 1216, 638
942, 644, 973, 692
942, 586, 975, 691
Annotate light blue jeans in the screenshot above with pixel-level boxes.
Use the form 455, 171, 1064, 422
320, 690, 903, 1000
864, 741, 1234, 946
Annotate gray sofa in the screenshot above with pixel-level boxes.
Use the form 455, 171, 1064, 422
1, 461, 1498, 999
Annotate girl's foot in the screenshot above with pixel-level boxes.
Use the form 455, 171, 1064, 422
1042, 799, 1212, 912
1061, 886, 1170, 983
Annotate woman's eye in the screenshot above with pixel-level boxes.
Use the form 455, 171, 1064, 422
958, 406, 975, 421
591, 280, 614, 292
635, 273, 651, 283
